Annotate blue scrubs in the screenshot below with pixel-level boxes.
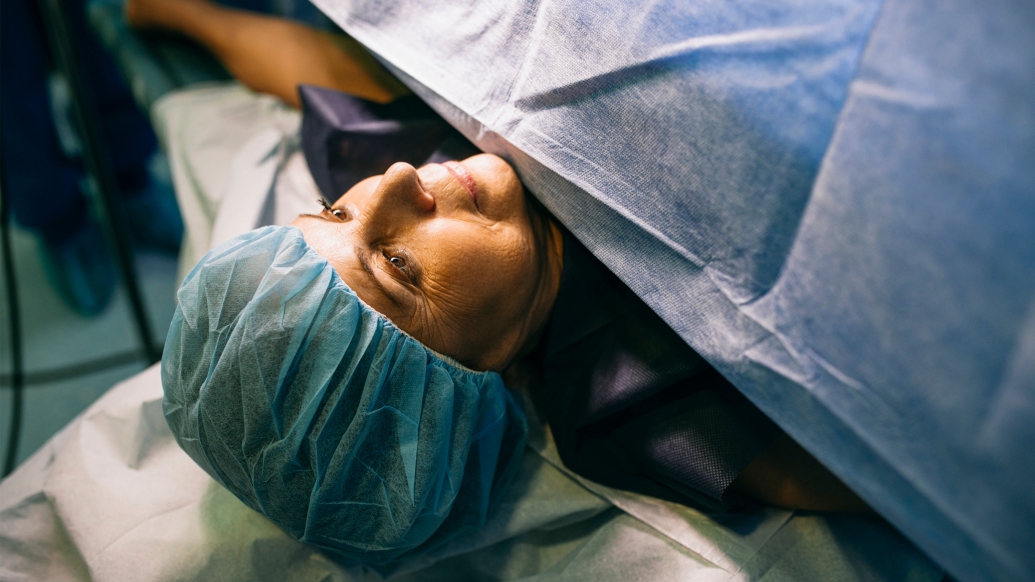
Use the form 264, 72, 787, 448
0, 0, 156, 244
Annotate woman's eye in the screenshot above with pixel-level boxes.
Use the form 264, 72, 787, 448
318, 199, 348, 220
383, 251, 408, 274
380, 250, 419, 286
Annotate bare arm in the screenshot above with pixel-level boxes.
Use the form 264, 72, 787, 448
126, 0, 408, 107
730, 434, 873, 513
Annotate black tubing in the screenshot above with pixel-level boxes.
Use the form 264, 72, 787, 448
1, 135, 25, 478
37, 0, 161, 364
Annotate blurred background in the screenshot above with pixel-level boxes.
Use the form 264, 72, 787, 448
0, 0, 326, 475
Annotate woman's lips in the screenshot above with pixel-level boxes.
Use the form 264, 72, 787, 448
442, 161, 478, 205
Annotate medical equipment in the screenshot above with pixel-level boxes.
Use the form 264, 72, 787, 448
0, 142, 26, 478
164, 225, 528, 569
0, 0, 167, 477
36, 0, 160, 361
300, 85, 465, 201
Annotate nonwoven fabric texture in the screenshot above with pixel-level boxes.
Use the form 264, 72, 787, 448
309, 0, 1035, 578
161, 225, 528, 568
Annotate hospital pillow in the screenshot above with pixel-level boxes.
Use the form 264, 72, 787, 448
161, 225, 528, 567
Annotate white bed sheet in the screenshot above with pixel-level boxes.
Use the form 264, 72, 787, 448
0, 363, 939, 581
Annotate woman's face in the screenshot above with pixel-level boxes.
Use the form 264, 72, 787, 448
291, 154, 554, 371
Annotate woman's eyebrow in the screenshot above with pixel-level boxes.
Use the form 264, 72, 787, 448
355, 247, 405, 308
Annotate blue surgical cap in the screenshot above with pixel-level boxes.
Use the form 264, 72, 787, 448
161, 226, 528, 567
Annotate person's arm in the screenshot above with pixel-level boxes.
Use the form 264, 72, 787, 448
729, 434, 872, 513
125, 0, 408, 108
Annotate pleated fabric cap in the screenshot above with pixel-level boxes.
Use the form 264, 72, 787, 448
161, 225, 528, 567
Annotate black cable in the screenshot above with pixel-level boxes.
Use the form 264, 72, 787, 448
36, 0, 161, 364
0, 348, 147, 388
1, 130, 26, 478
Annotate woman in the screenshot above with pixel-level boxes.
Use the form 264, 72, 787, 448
133, 0, 869, 561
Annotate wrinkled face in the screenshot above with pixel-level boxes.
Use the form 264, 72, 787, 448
292, 154, 549, 371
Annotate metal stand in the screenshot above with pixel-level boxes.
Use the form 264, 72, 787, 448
37, 0, 161, 364
1, 144, 25, 478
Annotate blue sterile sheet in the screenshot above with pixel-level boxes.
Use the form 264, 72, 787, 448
309, 1, 1035, 580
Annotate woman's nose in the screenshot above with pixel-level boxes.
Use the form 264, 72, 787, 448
369, 162, 436, 216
